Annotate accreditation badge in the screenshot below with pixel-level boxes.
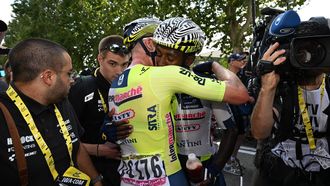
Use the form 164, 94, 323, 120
56, 166, 91, 186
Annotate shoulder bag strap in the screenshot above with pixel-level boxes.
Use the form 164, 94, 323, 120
0, 102, 28, 186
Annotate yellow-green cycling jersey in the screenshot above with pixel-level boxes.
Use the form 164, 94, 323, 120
108, 64, 226, 185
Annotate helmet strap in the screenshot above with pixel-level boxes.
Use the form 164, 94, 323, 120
182, 54, 195, 69
138, 39, 157, 66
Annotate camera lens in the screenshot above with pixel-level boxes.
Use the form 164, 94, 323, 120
293, 39, 326, 67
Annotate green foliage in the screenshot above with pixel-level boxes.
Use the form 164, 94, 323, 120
4, 0, 305, 71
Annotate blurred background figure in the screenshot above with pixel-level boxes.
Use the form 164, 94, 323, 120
0, 20, 10, 55
223, 52, 254, 176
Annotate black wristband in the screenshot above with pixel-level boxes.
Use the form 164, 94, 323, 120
256, 59, 275, 76
91, 174, 103, 185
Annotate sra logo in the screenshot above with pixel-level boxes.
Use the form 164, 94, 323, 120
147, 105, 159, 130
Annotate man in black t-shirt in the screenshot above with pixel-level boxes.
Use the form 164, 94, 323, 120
0, 38, 102, 185
69, 35, 130, 186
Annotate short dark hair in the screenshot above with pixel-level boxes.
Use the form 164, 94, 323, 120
98, 35, 127, 56
9, 38, 68, 82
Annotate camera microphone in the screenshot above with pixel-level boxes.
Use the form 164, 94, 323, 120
269, 10, 301, 37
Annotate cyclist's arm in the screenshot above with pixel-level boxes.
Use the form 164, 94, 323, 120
211, 62, 250, 105
151, 66, 226, 102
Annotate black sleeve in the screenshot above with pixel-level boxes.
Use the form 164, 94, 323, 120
63, 98, 85, 137
68, 77, 85, 120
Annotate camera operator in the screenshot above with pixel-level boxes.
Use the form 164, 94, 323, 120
251, 17, 330, 186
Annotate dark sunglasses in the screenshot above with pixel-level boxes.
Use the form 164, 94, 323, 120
102, 44, 130, 54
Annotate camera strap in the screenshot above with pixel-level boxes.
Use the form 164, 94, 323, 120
297, 76, 326, 151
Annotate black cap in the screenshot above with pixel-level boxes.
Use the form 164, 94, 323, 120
228, 53, 246, 62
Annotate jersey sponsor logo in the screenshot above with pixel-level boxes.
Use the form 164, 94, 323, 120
179, 67, 206, 85
176, 123, 201, 132
84, 92, 94, 102
109, 86, 143, 106
121, 138, 137, 145
58, 119, 78, 142
97, 100, 104, 112
166, 113, 177, 162
7, 135, 34, 145
175, 111, 206, 120
177, 94, 203, 109
177, 139, 202, 148
139, 66, 150, 75
7, 136, 38, 161
8, 143, 37, 153
147, 105, 160, 131
8, 150, 37, 162
113, 109, 135, 121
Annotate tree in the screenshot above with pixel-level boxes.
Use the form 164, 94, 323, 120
4, 0, 307, 70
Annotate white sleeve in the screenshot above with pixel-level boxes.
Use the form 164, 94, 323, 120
211, 102, 235, 129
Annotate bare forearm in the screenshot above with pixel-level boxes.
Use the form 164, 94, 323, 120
76, 143, 101, 185
213, 127, 238, 169
251, 87, 276, 140
212, 62, 236, 81
83, 143, 98, 156
212, 62, 249, 104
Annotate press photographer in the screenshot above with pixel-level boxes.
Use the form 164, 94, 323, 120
251, 10, 330, 186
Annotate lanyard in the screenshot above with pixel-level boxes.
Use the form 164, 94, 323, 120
297, 76, 325, 151
97, 89, 108, 113
94, 68, 108, 113
6, 86, 73, 180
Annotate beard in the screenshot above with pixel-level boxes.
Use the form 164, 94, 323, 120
48, 76, 69, 104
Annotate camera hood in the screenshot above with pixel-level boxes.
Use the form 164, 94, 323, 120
290, 35, 330, 69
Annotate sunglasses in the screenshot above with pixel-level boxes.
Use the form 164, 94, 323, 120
102, 44, 130, 54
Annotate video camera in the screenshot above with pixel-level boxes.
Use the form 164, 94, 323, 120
248, 8, 330, 98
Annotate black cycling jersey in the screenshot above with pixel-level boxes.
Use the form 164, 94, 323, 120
69, 69, 109, 144
0, 85, 83, 186
69, 69, 120, 186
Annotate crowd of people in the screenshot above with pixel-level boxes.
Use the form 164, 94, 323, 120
1, 8, 330, 186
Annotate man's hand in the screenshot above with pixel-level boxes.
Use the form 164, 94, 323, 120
101, 108, 133, 143
98, 142, 121, 160
260, 42, 286, 91
108, 108, 133, 140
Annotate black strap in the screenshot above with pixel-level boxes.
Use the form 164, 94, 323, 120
324, 75, 330, 151
277, 83, 297, 142
0, 102, 28, 186
138, 39, 157, 66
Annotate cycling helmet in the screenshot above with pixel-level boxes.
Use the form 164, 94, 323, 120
153, 17, 206, 54
123, 17, 161, 49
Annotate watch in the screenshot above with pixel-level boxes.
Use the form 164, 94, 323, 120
91, 174, 103, 185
